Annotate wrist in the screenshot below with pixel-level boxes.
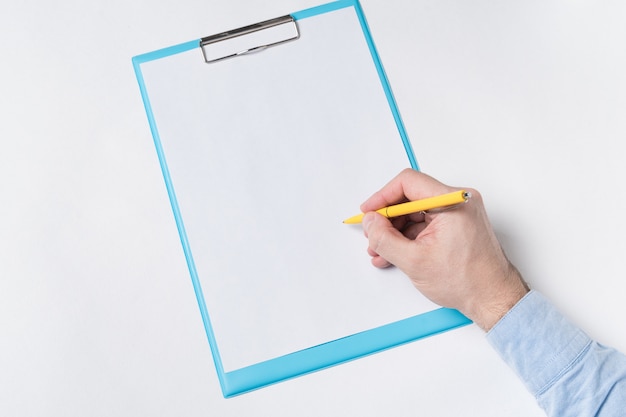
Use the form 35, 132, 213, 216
465, 265, 530, 332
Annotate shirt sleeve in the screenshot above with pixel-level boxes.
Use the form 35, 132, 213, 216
486, 290, 626, 416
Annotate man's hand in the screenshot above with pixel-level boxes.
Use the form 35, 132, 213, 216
361, 169, 529, 331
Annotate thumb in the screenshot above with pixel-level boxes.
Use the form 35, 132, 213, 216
362, 212, 413, 269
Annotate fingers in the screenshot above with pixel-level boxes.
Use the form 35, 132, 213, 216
365, 220, 426, 268
359, 169, 466, 271
358, 169, 450, 269
401, 221, 428, 240
362, 212, 416, 270
360, 169, 456, 213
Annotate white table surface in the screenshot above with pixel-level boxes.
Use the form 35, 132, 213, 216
2, 1, 624, 415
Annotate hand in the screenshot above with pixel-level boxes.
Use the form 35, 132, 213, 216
361, 169, 529, 331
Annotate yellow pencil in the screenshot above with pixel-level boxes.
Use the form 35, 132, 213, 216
343, 190, 471, 224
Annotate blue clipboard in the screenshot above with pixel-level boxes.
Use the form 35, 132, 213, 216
133, 0, 471, 398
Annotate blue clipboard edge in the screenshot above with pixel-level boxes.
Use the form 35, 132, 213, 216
132, 0, 471, 398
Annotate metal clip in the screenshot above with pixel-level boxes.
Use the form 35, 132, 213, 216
200, 15, 300, 64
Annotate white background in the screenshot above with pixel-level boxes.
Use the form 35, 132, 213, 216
1, 1, 624, 416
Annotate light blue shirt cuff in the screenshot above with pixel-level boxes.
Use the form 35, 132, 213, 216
486, 290, 592, 397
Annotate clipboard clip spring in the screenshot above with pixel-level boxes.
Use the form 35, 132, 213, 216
200, 15, 300, 64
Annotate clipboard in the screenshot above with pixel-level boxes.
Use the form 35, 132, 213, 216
132, 0, 471, 398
